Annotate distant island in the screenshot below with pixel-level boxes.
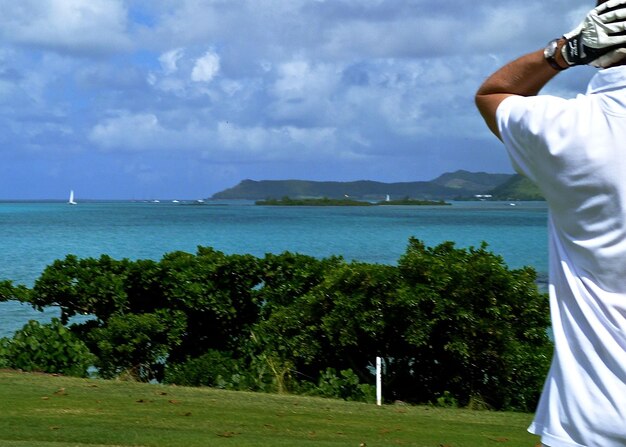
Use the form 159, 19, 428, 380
255, 197, 450, 206
211, 170, 544, 201
256, 197, 371, 206
379, 198, 450, 206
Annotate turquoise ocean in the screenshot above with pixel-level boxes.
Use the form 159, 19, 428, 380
0, 200, 549, 338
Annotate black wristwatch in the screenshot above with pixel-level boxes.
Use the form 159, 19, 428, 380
544, 38, 567, 71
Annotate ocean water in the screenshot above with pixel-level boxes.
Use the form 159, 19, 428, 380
0, 200, 548, 338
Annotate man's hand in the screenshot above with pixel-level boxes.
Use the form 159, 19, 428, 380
563, 0, 626, 67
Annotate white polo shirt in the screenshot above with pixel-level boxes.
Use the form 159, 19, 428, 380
497, 66, 626, 447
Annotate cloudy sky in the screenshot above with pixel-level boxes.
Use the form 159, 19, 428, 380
0, 0, 598, 200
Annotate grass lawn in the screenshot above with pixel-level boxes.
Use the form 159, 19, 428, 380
0, 370, 540, 447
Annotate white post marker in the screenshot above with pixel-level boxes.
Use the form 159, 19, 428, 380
376, 356, 382, 406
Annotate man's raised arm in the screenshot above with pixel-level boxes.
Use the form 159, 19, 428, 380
475, 47, 564, 140
476, 0, 626, 139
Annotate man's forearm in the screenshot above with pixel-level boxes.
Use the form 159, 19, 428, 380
475, 40, 568, 138
477, 47, 564, 97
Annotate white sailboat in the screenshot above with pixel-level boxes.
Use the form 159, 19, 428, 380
68, 190, 77, 205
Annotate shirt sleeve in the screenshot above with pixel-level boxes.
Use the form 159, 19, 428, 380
496, 94, 572, 186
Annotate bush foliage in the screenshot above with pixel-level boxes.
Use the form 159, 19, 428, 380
0, 318, 93, 377
3, 239, 552, 411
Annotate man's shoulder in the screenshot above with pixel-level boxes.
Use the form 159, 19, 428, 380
588, 66, 626, 93
497, 94, 574, 133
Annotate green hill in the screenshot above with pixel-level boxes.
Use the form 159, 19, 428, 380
212, 170, 514, 201
430, 170, 512, 192
487, 174, 544, 201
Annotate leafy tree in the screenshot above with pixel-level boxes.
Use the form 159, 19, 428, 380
395, 238, 551, 410
253, 260, 406, 391
25, 247, 264, 377
29, 255, 131, 324
87, 309, 185, 381
124, 259, 167, 314
308, 262, 400, 379
0, 280, 31, 303
159, 247, 263, 361
4, 239, 550, 409
247, 251, 345, 390
258, 252, 343, 312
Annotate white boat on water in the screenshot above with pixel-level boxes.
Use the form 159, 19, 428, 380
68, 190, 77, 205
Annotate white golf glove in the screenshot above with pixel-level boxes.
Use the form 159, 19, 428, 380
563, 0, 626, 68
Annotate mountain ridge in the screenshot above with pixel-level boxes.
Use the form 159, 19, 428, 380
211, 170, 539, 200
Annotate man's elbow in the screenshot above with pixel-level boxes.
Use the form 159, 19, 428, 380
475, 91, 514, 140
475, 94, 503, 140
474, 92, 488, 116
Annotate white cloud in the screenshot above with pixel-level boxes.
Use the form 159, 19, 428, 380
219, 121, 372, 163
266, 58, 341, 124
0, 0, 600, 198
220, 80, 244, 96
0, 0, 131, 54
272, 59, 338, 99
191, 50, 220, 83
89, 113, 165, 151
159, 48, 185, 74
148, 48, 224, 96
88, 110, 348, 162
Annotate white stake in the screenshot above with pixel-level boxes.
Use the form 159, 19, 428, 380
376, 356, 382, 406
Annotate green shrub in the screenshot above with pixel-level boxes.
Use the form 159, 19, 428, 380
435, 391, 459, 408
0, 319, 93, 377
8, 240, 551, 409
0, 348, 9, 369
314, 368, 376, 403
163, 350, 247, 389
88, 310, 185, 382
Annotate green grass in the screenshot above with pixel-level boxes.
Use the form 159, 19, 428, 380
0, 370, 540, 447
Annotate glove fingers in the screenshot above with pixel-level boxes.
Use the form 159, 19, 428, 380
600, 35, 626, 45
596, 0, 626, 14
585, 14, 626, 44
597, 21, 626, 35
564, 0, 626, 65
590, 48, 626, 68
599, 9, 626, 24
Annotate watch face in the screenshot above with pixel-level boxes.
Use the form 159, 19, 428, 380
544, 39, 558, 59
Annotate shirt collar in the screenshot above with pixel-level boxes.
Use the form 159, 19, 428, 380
587, 66, 626, 95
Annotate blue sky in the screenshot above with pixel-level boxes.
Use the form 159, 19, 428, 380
0, 0, 598, 200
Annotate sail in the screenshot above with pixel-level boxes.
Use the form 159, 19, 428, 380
68, 190, 77, 205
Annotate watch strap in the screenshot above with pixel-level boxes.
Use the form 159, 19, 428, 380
546, 55, 566, 71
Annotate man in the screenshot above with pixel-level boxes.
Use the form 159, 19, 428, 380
476, 1, 626, 446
